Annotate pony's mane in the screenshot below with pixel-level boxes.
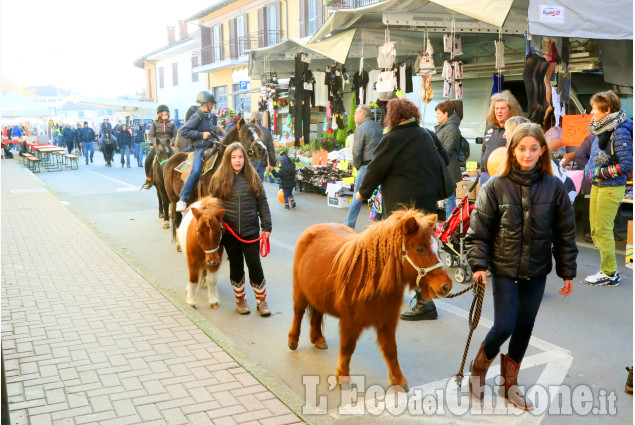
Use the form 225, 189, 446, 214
197, 196, 222, 215
331, 209, 437, 302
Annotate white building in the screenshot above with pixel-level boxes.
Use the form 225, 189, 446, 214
134, 25, 208, 124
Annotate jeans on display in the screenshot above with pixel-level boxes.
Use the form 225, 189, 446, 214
344, 165, 368, 230
444, 193, 457, 219
82, 142, 94, 163
120, 144, 130, 166
483, 274, 547, 363
180, 147, 204, 201
133, 142, 143, 166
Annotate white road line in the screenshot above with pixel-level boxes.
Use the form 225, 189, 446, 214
269, 238, 296, 252
87, 170, 137, 188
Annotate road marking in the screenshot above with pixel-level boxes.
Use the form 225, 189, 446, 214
270, 238, 295, 252
87, 170, 137, 188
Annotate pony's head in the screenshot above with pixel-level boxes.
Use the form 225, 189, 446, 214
155, 139, 174, 165
190, 197, 225, 266
225, 119, 267, 160
392, 209, 452, 299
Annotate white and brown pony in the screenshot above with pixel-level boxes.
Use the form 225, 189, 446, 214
289, 208, 452, 390
177, 196, 225, 309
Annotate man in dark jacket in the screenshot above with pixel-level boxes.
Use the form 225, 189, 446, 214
435, 101, 463, 219
249, 111, 275, 182
78, 121, 96, 165
176, 91, 219, 212
344, 105, 383, 230
62, 124, 75, 154
74, 124, 83, 155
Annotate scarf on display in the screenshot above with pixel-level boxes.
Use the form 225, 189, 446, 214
588, 110, 627, 151
383, 117, 416, 134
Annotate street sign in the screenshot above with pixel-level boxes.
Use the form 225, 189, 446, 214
239, 81, 248, 91
107, 108, 113, 115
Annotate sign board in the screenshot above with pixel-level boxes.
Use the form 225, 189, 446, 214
107, 108, 113, 115
239, 81, 248, 91
562, 114, 591, 146
320, 149, 329, 167
539, 5, 565, 24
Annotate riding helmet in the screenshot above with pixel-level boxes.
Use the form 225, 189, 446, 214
196, 90, 216, 105
157, 104, 170, 114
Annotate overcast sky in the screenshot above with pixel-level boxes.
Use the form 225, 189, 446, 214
0, 0, 216, 98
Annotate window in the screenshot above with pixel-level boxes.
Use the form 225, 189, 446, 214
213, 24, 222, 61
147, 69, 152, 97
236, 14, 246, 56
232, 83, 251, 113
307, 0, 317, 35
213, 86, 228, 108
159, 67, 165, 89
191, 57, 199, 82
172, 63, 178, 86
266, 4, 277, 46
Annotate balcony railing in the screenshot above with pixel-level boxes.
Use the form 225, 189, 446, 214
328, 0, 384, 10
193, 30, 285, 66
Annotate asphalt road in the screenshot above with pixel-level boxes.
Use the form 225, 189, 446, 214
25, 151, 633, 424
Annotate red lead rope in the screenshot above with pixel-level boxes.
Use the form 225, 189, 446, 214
223, 222, 270, 257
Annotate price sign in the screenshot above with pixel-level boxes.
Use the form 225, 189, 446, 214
562, 114, 592, 147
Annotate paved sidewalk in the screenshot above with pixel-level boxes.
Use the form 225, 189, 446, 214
1, 160, 304, 424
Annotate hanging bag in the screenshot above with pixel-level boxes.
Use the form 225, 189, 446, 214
416, 32, 436, 76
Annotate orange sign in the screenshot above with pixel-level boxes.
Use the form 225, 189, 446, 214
311, 152, 320, 166
561, 114, 592, 147
320, 149, 329, 166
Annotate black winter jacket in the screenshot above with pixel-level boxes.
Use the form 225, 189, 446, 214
465, 167, 577, 280
181, 109, 218, 150
213, 172, 272, 238
271, 155, 296, 190
358, 122, 444, 215
435, 112, 463, 183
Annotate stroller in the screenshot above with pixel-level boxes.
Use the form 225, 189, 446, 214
436, 174, 479, 283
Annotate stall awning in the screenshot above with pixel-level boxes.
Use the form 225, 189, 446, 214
309, 0, 515, 43
528, 0, 633, 40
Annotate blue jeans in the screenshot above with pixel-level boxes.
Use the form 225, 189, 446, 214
483, 274, 546, 364
283, 187, 294, 205
344, 165, 368, 230
120, 144, 130, 166
444, 193, 456, 219
133, 143, 143, 166
82, 142, 94, 163
180, 147, 204, 201
255, 160, 266, 182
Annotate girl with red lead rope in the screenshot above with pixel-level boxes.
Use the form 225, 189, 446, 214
210, 142, 272, 316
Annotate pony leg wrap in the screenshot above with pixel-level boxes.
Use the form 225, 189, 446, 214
231, 277, 246, 301
251, 279, 267, 302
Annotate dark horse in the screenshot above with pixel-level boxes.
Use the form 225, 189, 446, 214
101, 132, 117, 167
164, 118, 266, 251
153, 139, 175, 229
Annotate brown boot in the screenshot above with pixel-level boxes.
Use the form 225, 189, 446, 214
469, 343, 497, 401
235, 298, 250, 314
500, 353, 533, 410
257, 300, 271, 317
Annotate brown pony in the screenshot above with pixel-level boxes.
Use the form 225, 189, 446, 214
177, 196, 225, 309
152, 139, 175, 229
288, 209, 452, 390
164, 119, 266, 251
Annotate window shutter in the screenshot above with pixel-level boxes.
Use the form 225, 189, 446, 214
243, 13, 250, 51
218, 23, 224, 61
299, 0, 306, 38
275, 1, 281, 34
258, 8, 266, 47
201, 27, 212, 64
229, 18, 237, 59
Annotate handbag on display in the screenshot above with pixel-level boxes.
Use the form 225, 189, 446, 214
376, 70, 397, 93
442, 61, 452, 79
453, 61, 464, 79
377, 41, 396, 68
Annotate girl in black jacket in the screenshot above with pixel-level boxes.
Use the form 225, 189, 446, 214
465, 123, 577, 411
271, 151, 296, 209
210, 142, 273, 317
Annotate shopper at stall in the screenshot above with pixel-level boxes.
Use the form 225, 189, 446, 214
271, 151, 296, 209
355, 97, 446, 321
140, 105, 177, 190
434, 100, 463, 219
466, 123, 577, 410
209, 142, 272, 316
248, 111, 276, 182
584, 91, 633, 286
480, 91, 523, 184
344, 104, 383, 230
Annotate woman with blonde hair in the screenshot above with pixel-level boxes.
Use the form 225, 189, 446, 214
210, 142, 272, 316
466, 122, 577, 410
480, 90, 524, 184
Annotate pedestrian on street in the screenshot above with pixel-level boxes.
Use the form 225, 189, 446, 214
141, 105, 177, 189
116, 124, 132, 167
132, 122, 146, 167
465, 123, 577, 411
99, 118, 113, 145
434, 100, 464, 219
176, 92, 218, 212
62, 124, 75, 155
78, 121, 96, 164
355, 97, 447, 321
480, 91, 523, 184
74, 123, 83, 155
584, 91, 633, 286
248, 111, 276, 182
271, 151, 296, 209
209, 142, 272, 316
344, 104, 383, 230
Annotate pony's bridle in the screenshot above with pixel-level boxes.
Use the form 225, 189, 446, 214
246, 127, 266, 158
400, 239, 443, 288
198, 222, 224, 254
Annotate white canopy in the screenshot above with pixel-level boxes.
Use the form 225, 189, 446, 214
1, 90, 50, 118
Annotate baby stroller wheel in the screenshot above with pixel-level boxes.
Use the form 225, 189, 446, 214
444, 254, 454, 268
455, 267, 472, 284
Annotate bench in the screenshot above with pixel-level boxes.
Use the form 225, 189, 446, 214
21, 153, 35, 166
26, 156, 41, 173
63, 154, 79, 170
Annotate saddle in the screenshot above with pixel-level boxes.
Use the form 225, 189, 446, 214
176, 147, 219, 183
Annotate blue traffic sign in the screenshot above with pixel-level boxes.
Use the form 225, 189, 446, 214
239, 81, 248, 91
107, 108, 113, 115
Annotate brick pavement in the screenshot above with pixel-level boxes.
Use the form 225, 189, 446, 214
1, 159, 305, 424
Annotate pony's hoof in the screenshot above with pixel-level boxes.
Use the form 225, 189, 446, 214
159, 212, 164, 219
288, 341, 298, 350
315, 342, 328, 350
187, 303, 196, 309
163, 221, 170, 229
338, 376, 351, 390
176, 246, 181, 252
340, 382, 351, 390
210, 302, 219, 309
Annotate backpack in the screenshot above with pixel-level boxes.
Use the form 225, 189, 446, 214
457, 136, 470, 166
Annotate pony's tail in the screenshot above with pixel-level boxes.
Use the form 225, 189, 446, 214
171, 203, 178, 243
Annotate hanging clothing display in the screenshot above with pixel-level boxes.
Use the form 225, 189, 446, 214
377, 41, 396, 68
492, 74, 505, 95
376, 69, 397, 101
366, 70, 380, 104
324, 64, 348, 129
313, 71, 328, 106
420, 75, 433, 104
352, 71, 369, 105
293, 53, 315, 146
